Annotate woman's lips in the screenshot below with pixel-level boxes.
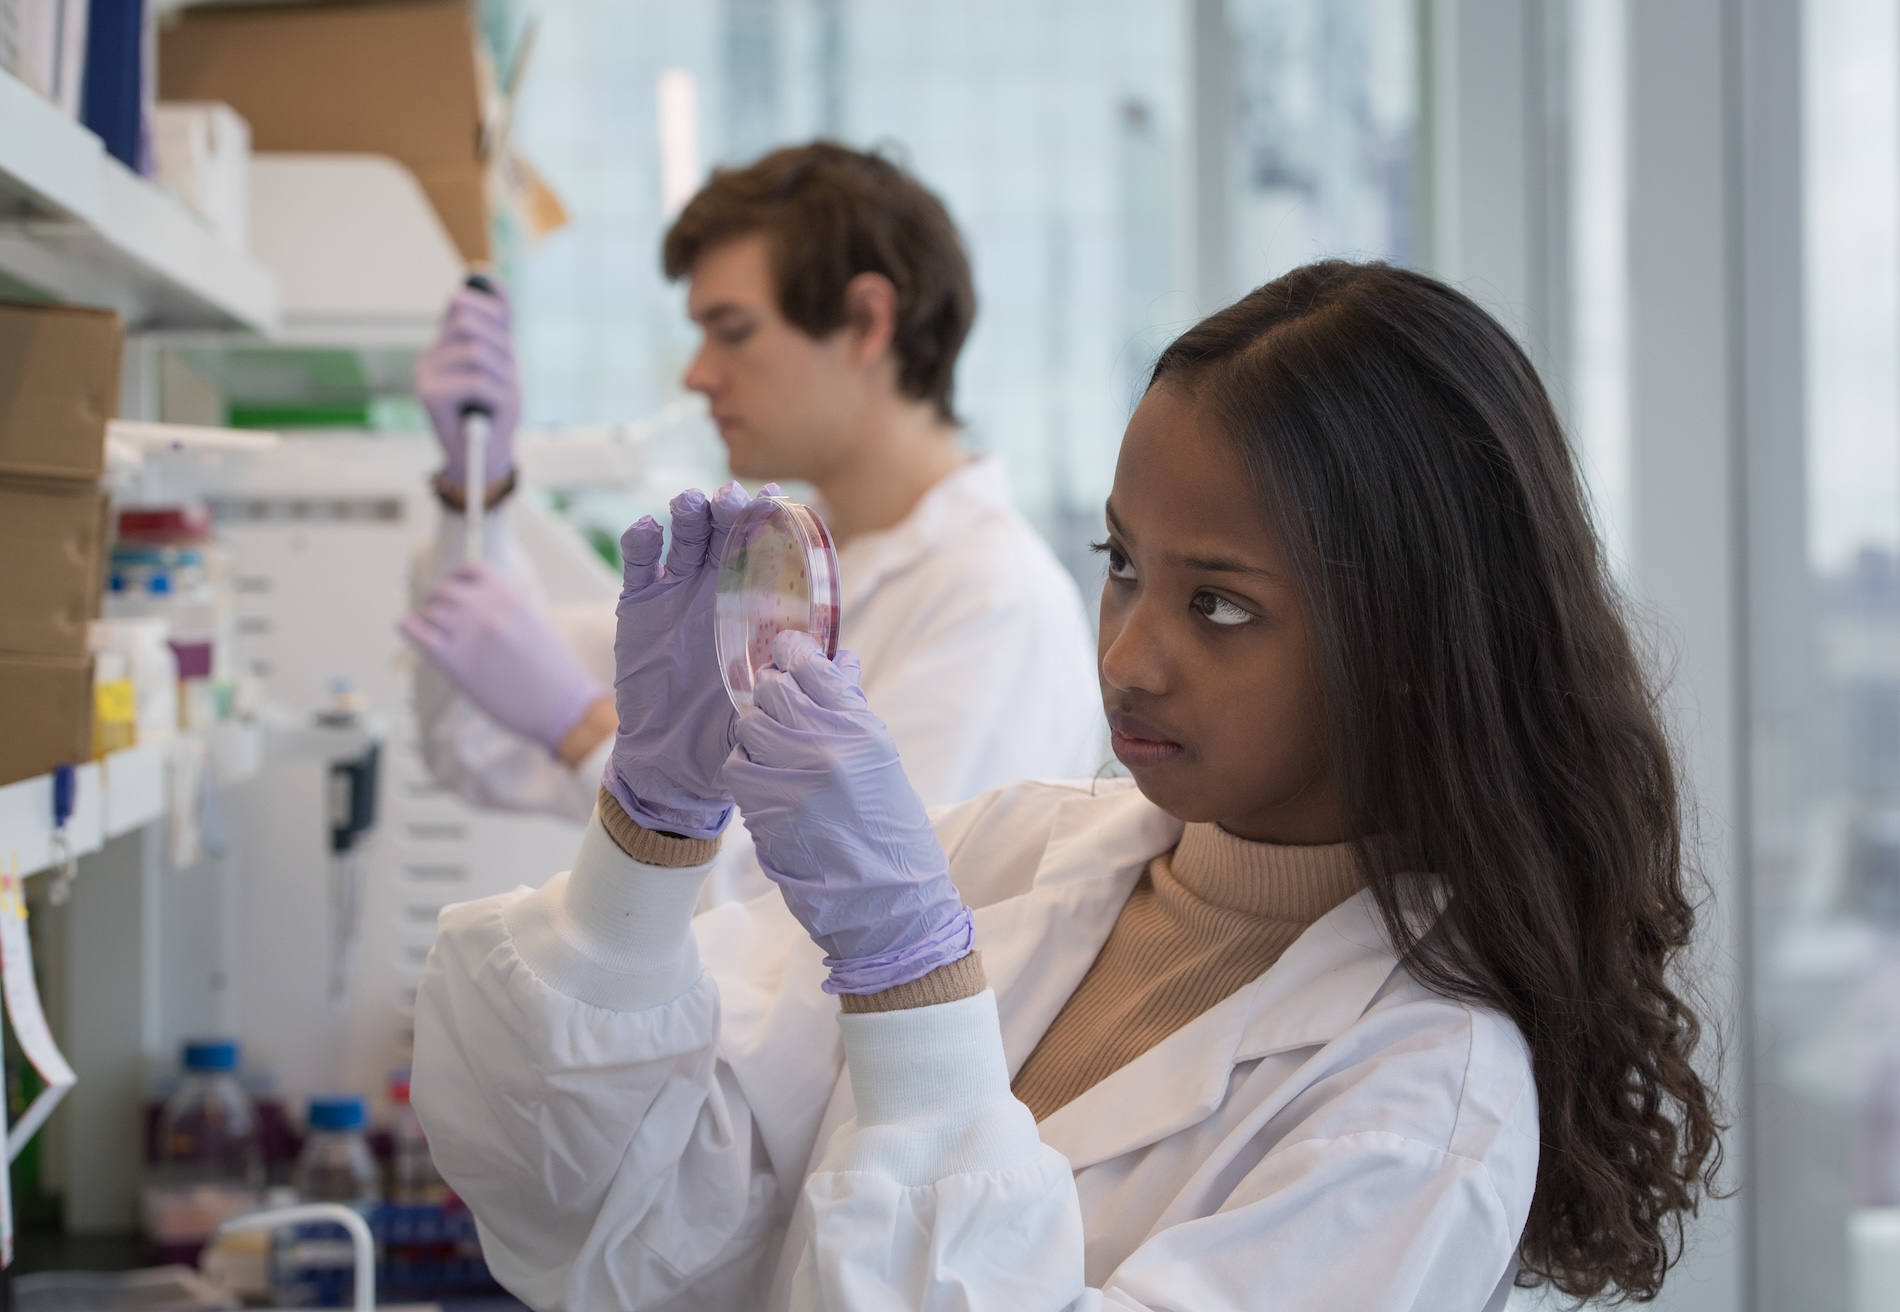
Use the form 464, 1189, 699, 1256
1108, 712, 1184, 768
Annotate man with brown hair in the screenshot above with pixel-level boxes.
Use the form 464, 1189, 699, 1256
403, 143, 1101, 859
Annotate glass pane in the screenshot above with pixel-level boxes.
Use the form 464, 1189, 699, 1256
1225, 0, 1419, 290
506, 0, 1189, 577
1754, 0, 1900, 1307
503, 0, 1420, 576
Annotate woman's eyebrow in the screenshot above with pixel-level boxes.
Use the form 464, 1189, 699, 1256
1176, 553, 1277, 579
1106, 502, 1277, 578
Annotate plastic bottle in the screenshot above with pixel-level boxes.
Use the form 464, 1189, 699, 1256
387, 1069, 447, 1204
145, 1038, 262, 1252
294, 1096, 381, 1205
92, 649, 136, 756
90, 617, 179, 746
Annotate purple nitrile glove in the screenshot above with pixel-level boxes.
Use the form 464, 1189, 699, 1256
399, 563, 608, 756
725, 630, 974, 995
415, 284, 520, 487
602, 482, 777, 842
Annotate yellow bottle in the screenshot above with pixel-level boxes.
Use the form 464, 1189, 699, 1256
93, 650, 137, 757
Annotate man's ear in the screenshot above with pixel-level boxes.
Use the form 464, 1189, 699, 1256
841, 271, 899, 369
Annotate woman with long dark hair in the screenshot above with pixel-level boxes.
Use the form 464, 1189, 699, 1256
413, 260, 1720, 1309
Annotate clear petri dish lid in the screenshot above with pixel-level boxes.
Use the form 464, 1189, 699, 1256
714, 495, 841, 710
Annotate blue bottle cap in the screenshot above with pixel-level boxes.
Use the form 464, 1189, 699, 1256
307, 1095, 367, 1131
181, 1039, 240, 1072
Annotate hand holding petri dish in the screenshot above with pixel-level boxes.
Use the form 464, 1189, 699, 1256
714, 496, 841, 709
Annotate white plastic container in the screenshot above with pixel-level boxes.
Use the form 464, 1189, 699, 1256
90, 617, 179, 745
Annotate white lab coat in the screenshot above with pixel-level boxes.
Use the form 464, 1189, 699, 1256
410, 456, 1105, 827
412, 777, 1541, 1311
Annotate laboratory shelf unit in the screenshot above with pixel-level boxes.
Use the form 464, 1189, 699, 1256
0, 68, 279, 334
0, 721, 264, 879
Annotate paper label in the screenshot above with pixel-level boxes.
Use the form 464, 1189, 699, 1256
0, 870, 77, 1166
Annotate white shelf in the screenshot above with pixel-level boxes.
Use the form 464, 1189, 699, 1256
0, 721, 264, 878
0, 68, 279, 333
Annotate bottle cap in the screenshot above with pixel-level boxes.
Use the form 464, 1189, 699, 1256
117, 504, 213, 545
714, 496, 840, 710
307, 1095, 368, 1131
182, 1038, 240, 1072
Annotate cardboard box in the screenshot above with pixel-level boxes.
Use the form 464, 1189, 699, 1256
0, 477, 109, 660
0, 653, 93, 787
158, 0, 493, 262
0, 301, 124, 483
153, 102, 253, 250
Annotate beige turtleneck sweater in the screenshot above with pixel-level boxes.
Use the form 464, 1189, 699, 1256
1011, 822, 1364, 1122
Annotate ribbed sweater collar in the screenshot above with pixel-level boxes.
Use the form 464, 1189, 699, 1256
1164, 822, 1364, 923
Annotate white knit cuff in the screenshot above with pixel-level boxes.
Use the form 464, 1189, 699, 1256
503, 809, 713, 1012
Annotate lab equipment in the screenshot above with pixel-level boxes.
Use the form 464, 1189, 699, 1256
92, 651, 136, 755
714, 495, 840, 711
281, 1106, 380, 1308
318, 681, 381, 1006
144, 1040, 262, 1259
293, 1097, 379, 1205
460, 271, 493, 563
601, 484, 766, 841
89, 617, 179, 747
45, 764, 77, 905
222, 1201, 374, 1312
386, 1070, 445, 1204
415, 282, 520, 493
224, 1197, 500, 1309
397, 562, 607, 754
105, 504, 239, 732
412, 273, 515, 561
727, 630, 972, 993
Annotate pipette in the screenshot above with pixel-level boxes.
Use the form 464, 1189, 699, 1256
460, 272, 499, 563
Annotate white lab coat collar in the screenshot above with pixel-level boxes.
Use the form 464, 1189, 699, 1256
972, 786, 1404, 1172
833, 455, 1015, 611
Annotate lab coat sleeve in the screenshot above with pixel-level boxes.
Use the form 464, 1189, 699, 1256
792, 983, 1535, 1311
408, 503, 603, 823
791, 991, 1092, 1310
410, 812, 786, 1309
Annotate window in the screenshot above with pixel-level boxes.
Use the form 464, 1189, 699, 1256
504, 0, 1420, 577
1751, 1, 1900, 1306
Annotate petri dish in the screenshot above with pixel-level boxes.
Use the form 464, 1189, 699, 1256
714, 496, 841, 709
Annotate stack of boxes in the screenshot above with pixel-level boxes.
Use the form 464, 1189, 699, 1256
0, 300, 122, 786
158, 0, 499, 264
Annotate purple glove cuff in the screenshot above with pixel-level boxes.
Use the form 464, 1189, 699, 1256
599, 761, 732, 844
821, 905, 975, 996
523, 676, 609, 756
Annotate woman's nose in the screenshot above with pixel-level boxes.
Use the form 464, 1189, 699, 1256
1098, 595, 1168, 696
